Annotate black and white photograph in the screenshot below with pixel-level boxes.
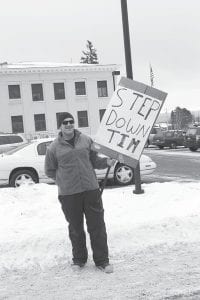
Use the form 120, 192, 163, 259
0, 0, 200, 299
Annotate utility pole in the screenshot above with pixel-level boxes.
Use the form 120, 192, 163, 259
121, 0, 144, 194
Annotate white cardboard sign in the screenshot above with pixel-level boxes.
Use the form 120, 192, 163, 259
93, 77, 167, 168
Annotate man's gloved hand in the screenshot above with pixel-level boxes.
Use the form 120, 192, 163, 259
107, 158, 116, 167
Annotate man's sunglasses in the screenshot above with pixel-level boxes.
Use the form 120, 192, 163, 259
62, 120, 74, 125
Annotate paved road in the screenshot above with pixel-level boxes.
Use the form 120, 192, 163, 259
143, 147, 200, 183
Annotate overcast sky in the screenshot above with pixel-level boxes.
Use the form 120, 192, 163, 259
0, 0, 200, 112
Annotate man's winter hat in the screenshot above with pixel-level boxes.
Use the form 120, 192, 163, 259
59, 112, 74, 127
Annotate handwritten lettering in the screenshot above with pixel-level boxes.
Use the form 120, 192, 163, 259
111, 88, 127, 107
96, 82, 164, 159
107, 129, 140, 153
107, 129, 120, 143
126, 120, 140, 135
129, 92, 144, 110
144, 100, 160, 120
126, 138, 140, 153
106, 110, 117, 126
105, 109, 151, 138
136, 124, 151, 137
138, 97, 152, 117
117, 133, 129, 148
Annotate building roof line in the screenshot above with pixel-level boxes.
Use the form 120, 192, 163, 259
0, 62, 120, 74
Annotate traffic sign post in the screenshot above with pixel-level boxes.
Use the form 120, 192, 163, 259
93, 1, 167, 195
121, 0, 144, 193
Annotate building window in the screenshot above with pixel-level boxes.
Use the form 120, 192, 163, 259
97, 80, 108, 97
11, 115, 24, 133
75, 81, 86, 95
99, 109, 106, 121
54, 82, 65, 100
31, 84, 44, 101
56, 112, 69, 129
34, 114, 46, 131
77, 111, 88, 127
8, 85, 21, 99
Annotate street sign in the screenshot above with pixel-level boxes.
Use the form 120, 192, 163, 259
93, 77, 167, 168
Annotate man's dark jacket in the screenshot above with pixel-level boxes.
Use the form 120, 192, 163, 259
45, 130, 108, 195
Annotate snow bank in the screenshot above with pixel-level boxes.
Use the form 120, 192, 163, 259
0, 182, 200, 273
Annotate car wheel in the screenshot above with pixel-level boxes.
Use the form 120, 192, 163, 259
114, 163, 134, 186
10, 169, 39, 187
189, 147, 198, 152
170, 142, 177, 149
158, 145, 164, 149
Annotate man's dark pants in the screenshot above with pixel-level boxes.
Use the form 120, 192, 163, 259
58, 189, 109, 266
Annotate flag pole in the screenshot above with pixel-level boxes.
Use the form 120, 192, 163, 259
149, 63, 154, 87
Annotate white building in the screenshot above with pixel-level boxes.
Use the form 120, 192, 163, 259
0, 62, 120, 139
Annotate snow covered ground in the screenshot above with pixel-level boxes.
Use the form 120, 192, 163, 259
1, 181, 200, 299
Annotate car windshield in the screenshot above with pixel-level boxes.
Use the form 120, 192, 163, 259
165, 132, 173, 137
186, 128, 197, 135
4, 143, 30, 155
150, 128, 157, 134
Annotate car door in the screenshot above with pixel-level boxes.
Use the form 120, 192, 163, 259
176, 131, 184, 146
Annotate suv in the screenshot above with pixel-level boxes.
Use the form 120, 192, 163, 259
146, 127, 164, 146
152, 130, 185, 149
0, 133, 27, 154
185, 126, 200, 151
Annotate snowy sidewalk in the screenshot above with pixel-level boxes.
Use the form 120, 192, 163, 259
1, 182, 200, 299
1, 242, 200, 299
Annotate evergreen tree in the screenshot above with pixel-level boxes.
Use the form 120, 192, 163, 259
80, 40, 99, 64
170, 107, 193, 130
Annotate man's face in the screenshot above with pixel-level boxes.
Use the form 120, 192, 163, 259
61, 118, 75, 135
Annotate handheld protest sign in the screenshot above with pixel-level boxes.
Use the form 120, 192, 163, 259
93, 77, 167, 167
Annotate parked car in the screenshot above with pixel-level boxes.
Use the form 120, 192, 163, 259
147, 127, 164, 146
151, 130, 186, 149
184, 126, 200, 151
0, 138, 156, 187
0, 133, 27, 154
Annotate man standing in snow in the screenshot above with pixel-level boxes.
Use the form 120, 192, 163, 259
45, 112, 114, 273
